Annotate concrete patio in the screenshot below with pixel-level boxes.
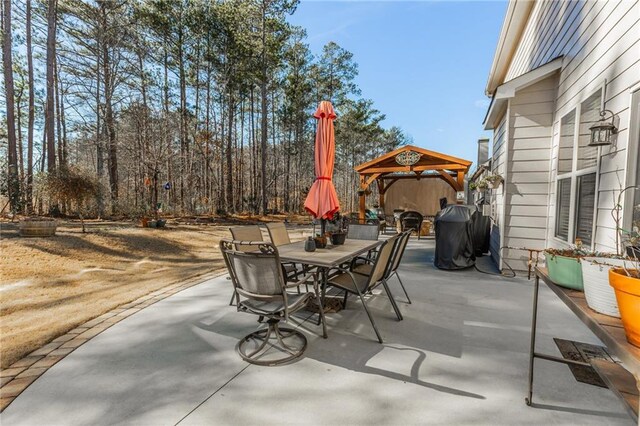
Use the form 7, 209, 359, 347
0, 238, 633, 425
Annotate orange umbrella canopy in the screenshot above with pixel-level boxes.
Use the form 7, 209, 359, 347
304, 101, 340, 220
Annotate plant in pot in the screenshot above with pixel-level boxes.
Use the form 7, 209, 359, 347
326, 213, 347, 245
313, 233, 328, 249
545, 244, 591, 290
580, 188, 639, 317
608, 255, 640, 347
484, 174, 503, 189
474, 179, 489, 193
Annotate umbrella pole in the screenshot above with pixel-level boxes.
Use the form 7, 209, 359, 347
320, 218, 326, 236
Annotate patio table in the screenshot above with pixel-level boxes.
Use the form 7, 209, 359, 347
278, 239, 382, 318
527, 267, 639, 424
278, 239, 381, 269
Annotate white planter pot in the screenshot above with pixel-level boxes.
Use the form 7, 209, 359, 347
581, 257, 626, 317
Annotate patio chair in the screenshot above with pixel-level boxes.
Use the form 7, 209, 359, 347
266, 222, 309, 285
347, 223, 379, 241
229, 225, 298, 304
266, 222, 291, 246
352, 230, 412, 304
325, 235, 403, 343
220, 240, 327, 366
399, 211, 423, 240
229, 225, 264, 252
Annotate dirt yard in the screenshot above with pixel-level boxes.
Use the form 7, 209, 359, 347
0, 217, 310, 368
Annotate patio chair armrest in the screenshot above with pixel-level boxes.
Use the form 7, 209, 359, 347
351, 255, 374, 265
285, 272, 317, 289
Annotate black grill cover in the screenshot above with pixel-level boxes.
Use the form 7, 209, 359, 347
471, 213, 491, 256
434, 205, 476, 270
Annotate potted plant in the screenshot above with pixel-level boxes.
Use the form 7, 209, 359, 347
581, 254, 627, 317
609, 257, 640, 347
474, 180, 489, 193
313, 233, 327, 249
326, 213, 347, 245
624, 229, 639, 258
485, 174, 504, 189
545, 245, 591, 290
579, 188, 637, 317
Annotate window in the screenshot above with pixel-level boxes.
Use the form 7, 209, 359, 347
575, 173, 596, 245
577, 92, 601, 170
554, 89, 602, 247
558, 110, 575, 175
555, 178, 571, 240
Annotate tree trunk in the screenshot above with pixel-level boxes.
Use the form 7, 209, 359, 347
26, 0, 34, 213
260, 1, 268, 215
2, 0, 20, 213
95, 35, 104, 217
45, 0, 57, 172
178, 29, 186, 212
101, 5, 117, 211
226, 90, 234, 212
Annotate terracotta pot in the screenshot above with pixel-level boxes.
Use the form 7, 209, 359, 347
545, 253, 583, 290
141, 217, 149, 228
314, 236, 327, 249
609, 268, 640, 347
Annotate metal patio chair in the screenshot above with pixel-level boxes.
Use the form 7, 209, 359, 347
347, 223, 379, 241
220, 240, 327, 366
229, 225, 264, 252
266, 222, 309, 284
325, 235, 403, 343
352, 230, 412, 304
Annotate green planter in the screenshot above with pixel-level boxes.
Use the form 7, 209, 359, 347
546, 253, 584, 290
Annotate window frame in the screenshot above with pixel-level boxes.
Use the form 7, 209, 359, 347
553, 88, 603, 249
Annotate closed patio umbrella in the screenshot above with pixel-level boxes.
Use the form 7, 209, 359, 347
304, 101, 340, 228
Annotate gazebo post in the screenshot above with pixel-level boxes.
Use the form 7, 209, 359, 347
359, 175, 366, 221
377, 178, 385, 210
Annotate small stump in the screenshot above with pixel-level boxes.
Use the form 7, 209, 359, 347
19, 218, 58, 237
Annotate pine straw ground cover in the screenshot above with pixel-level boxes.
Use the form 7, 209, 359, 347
0, 216, 310, 368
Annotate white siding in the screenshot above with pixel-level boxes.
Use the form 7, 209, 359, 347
501, 74, 557, 271
490, 115, 507, 267
502, 0, 640, 255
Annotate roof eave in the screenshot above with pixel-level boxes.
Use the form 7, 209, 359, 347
485, 0, 536, 96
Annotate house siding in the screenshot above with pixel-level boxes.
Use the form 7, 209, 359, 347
500, 74, 557, 271
496, 0, 640, 262
489, 115, 507, 266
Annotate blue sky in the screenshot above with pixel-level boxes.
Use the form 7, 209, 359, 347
289, 0, 508, 165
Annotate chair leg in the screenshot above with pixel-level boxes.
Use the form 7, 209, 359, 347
343, 290, 348, 308
381, 279, 403, 321
229, 291, 236, 306
356, 289, 383, 343
316, 291, 328, 338
394, 272, 412, 304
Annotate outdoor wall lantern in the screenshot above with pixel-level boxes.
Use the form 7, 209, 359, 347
588, 109, 617, 147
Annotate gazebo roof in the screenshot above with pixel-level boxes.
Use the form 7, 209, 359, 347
354, 145, 473, 219
354, 145, 472, 175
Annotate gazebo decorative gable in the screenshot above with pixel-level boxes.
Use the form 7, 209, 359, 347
354, 145, 472, 220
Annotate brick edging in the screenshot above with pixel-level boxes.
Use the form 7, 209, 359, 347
0, 270, 227, 412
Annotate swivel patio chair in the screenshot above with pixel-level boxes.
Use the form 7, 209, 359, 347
220, 240, 327, 366
325, 234, 403, 343
352, 230, 412, 304
399, 211, 424, 240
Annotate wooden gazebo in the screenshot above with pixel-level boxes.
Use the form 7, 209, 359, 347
354, 145, 472, 220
